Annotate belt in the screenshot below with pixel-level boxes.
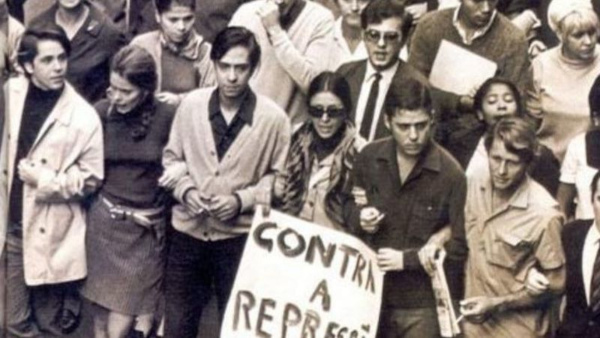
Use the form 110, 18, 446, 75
101, 196, 164, 229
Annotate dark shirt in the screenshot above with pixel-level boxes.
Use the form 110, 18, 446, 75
346, 138, 467, 309
208, 89, 256, 161
96, 98, 176, 208
32, 4, 127, 103
160, 47, 198, 94
9, 83, 63, 233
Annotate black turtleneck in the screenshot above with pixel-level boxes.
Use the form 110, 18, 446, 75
8, 82, 63, 235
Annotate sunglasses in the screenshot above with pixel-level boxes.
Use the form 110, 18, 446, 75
364, 29, 401, 44
308, 106, 346, 118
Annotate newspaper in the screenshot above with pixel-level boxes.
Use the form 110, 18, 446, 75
431, 250, 461, 337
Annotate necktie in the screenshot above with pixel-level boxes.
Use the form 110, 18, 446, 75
590, 242, 600, 313
359, 73, 382, 140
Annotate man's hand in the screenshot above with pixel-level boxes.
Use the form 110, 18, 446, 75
377, 248, 404, 272
208, 194, 241, 221
352, 187, 368, 206
526, 267, 549, 296
18, 159, 41, 187
460, 296, 500, 322
156, 92, 182, 106
158, 164, 187, 190
360, 206, 384, 233
183, 189, 210, 216
418, 243, 442, 276
256, 0, 281, 32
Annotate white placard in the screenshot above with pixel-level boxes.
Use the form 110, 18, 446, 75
222, 208, 384, 338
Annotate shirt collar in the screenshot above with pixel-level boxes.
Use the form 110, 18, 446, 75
478, 171, 532, 209
452, 4, 497, 45
375, 138, 441, 172
208, 88, 256, 125
365, 58, 400, 83
587, 222, 600, 246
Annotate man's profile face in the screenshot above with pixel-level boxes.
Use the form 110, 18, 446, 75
384, 108, 432, 158
460, 0, 497, 29
24, 39, 68, 91
488, 138, 528, 192
214, 45, 253, 100
363, 17, 404, 71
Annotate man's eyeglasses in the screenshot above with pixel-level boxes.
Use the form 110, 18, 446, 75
364, 29, 401, 44
308, 106, 346, 118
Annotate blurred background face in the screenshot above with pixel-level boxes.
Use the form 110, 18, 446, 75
488, 138, 528, 192
460, 0, 497, 29
562, 26, 597, 61
158, 4, 195, 44
384, 108, 432, 158
107, 72, 145, 114
274, 0, 299, 18
309, 91, 346, 139
57, 0, 85, 10
337, 0, 370, 28
478, 83, 518, 126
363, 17, 403, 71
214, 45, 253, 100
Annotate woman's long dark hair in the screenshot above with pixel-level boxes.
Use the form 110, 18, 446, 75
307, 71, 353, 115
110, 45, 158, 141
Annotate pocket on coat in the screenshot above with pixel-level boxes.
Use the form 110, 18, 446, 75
486, 232, 533, 272
409, 203, 443, 241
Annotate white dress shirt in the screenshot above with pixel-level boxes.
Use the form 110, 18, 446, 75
583, 222, 600, 305
354, 60, 399, 141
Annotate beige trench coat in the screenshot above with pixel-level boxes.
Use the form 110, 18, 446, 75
0, 77, 103, 286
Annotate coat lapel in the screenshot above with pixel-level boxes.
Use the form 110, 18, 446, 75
347, 61, 367, 123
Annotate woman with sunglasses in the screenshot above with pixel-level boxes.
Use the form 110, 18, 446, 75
274, 71, 365, 230
80, 45, 179, 338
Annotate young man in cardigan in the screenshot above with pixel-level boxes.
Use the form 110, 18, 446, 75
162, 26, 290, 338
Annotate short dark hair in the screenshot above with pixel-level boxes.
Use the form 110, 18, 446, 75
111, 45, 158, 94
484, 116, 538, 164
361, 0, 412, 39
473, 77, 523, 117
591, 170, 600, 202
589, 75, 600, 119
308, 71, 353, 116
211, 26, 261, 71
384, 78, 432, 118
17, 22, 70, 71
154, 0, 195, 14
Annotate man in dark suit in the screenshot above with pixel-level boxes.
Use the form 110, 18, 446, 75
557, 171, 600, 338
336, 0, 428, 142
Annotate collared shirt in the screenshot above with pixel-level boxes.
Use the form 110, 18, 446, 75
452, 4, 497, 45
464, 172, 565, 337
208, 89, 256, 161
330, 18, 368, 69
583, 222, 600, 305
354, 61, 399, 142
351, 138, 467, 309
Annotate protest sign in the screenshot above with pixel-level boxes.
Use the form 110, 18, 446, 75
222, 208, 384, 338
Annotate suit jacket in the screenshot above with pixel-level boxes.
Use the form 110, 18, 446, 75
336, 59, 429, 141
558, 220, 600, 338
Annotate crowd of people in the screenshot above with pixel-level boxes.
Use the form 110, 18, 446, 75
1, 0, 600, 337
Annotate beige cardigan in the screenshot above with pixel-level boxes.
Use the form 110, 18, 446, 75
163, 87, 291, 240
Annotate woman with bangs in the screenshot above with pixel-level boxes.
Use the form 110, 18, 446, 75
528, 0, 600, 162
